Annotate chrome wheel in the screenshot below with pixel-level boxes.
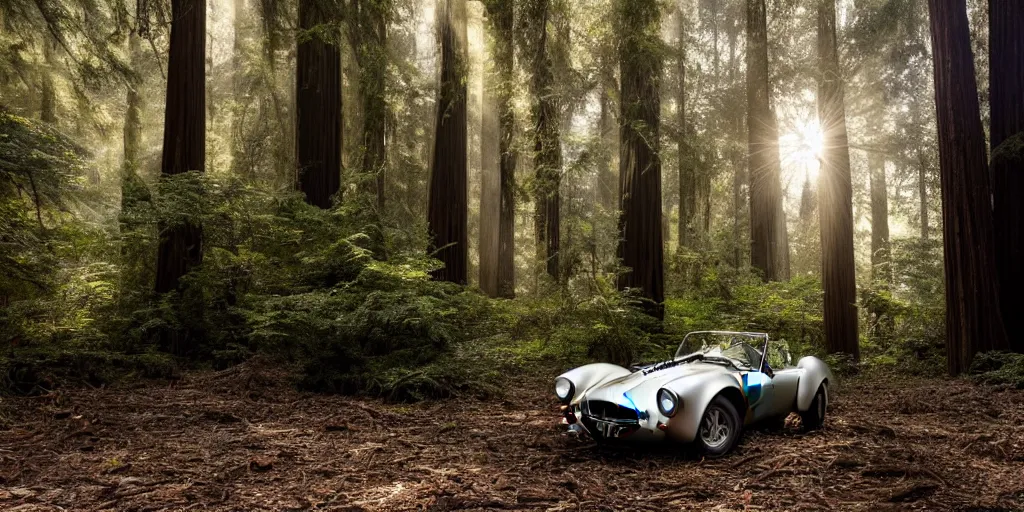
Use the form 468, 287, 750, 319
700, 405, 731, 449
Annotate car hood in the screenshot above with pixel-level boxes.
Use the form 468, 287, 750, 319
581, 362, 736, 409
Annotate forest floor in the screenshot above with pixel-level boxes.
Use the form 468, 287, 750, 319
1, 362, 1023, 512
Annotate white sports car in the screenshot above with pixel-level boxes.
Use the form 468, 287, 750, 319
555, 331, 832, 457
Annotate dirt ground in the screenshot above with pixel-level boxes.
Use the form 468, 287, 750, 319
1, 363, 1022, 511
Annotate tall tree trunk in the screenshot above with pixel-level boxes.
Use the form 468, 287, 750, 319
597, 72, 617, 213
990, 0, 1024, 353
527, 0, 561, 281
488, 0, 517, 298
617, 0, 665, 319
121, 29, 150, 222
231, 0, 248, 177
428, 0, 469, 284
728, 22, 745, 268
479, 14, 500, 297
927, 0, 1009, 375
352, 0, 389, 210
918, 150, 929, 240
816, 0, 859, 360
40, 37, 57, 123
296, 0, 342, 208
155, 0, 207, 356
677, 9, 696, 252
746, 0, 789, 281
869, 152, 890, 283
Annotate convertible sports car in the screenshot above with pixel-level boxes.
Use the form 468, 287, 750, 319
554, 331, 831, 456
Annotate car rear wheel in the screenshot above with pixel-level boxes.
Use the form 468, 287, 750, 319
694, 396, 742, 457
800, 383, 827, 431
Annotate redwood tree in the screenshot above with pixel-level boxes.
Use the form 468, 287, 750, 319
677, 8, 696, 251
481, 0, 517, 298
296, 0, 342, 208
868, 151, 890, 283
817, 0, 859, 360
427, 0, 469, 284
746, 0, 789, 281
155, 0, 206, 355
526, 0, 561, 281
349, 0, 390, 210
927, 0, 1009, 374
617, 0, 665, 318
990, 0, 1024, 353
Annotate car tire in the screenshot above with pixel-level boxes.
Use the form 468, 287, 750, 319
800, 383, 827, 431
694, 395, 742, 458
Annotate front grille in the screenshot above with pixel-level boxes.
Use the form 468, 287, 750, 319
583, 400, 640, 423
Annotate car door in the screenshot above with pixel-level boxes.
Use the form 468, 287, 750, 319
741, 371, 776, 422
768, 370, 801, 417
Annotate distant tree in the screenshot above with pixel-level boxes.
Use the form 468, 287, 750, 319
617, 0, 665, 318
927, 0, 1009, 375
40, 37, 56, 124
726, 14, 746, 269
677, 7, 697, 252
121, 17, 151, 231
296, 0, 342, 208
989, 0, 1024, 353
427, 0, 469, 284
348, 0, 391, 210
155, 0, 207, 355
868, 151, 890, 283
597, 58, 618, 214
480, 0, 517, 298
525, 0, 561, 281
746, 0, 789, 281
817, 0, 859, 360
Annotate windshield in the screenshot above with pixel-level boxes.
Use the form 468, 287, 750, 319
675, 332, 768, 370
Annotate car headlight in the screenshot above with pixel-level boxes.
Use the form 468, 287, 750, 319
657, 388, 679, 417
555, 378, 575, 403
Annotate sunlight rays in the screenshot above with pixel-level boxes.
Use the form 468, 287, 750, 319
780, 118, 824, 184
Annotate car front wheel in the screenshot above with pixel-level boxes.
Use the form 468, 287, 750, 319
800, 383, 827, 431
694, 395, 742, 457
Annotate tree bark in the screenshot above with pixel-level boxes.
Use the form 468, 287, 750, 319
40, 36, 57, 124
816, 0, 859, 360
527, 0, 561, 281
479, 11, 500, 297
746, 0, 789, 281
918, 150, 929, 240
989, 0, 1024, 353
121, 28, 150, 224
677, 8, 696, 252
351, 0, 389, 211
869, 152, 890, 283
617, 0, 665, 318
231, 0, 248, 177
428, 0, 469, 284
927, 0, 1009, 375
155, 0, 207, 356
491, 0, 517, 298
728, 21, 745, 268
296, 0, 342, 208
597, 71, 617, 213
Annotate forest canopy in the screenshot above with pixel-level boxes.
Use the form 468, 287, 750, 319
1, 0, 1023, 398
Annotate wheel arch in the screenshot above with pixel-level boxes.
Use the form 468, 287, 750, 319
796, 356, 832, 411
556, 363, 631, 405
660, 373, 747, 443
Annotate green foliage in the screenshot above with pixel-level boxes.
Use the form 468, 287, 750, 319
666, 264, 825, 359
858, 238, 945, 374
1, 349, 177, 395
968, 352, 1024, 389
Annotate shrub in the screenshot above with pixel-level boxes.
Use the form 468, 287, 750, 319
969, 352, 1024, 389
